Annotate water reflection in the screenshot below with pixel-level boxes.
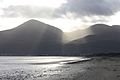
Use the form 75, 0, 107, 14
0, 56, 91, 80
0, 56, 88, 64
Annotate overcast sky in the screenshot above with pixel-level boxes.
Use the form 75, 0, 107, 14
0, 0, 120, 32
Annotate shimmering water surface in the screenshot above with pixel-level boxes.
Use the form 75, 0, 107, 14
0, 56, 89, 64
0, 56, 90, 80
0, 56, 119, 80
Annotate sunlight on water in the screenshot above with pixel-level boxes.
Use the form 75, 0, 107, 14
41, 64, 62, 68
0, 56, 91, 80
0, 56, 89, 64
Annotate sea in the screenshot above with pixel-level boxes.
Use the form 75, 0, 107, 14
0, 56, 90, 80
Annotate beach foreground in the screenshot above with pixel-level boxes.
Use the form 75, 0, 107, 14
0, 57, 120, 80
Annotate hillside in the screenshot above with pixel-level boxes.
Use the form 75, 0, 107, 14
0, 19, 63, 55
64, 24, 120, 55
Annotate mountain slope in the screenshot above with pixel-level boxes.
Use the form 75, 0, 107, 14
64, 24, 120, 55
0, 19, 63, 55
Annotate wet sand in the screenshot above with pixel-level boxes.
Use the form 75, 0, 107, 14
0, 57, 120, 80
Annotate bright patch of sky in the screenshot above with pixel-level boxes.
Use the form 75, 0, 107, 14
0, 0, 120, 32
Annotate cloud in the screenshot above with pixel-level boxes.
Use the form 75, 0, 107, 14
1, 5, 56, 18
57, 0, 120, 17
2, 0, 120, 19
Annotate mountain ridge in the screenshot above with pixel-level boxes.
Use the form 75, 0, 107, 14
0, 19, 63, 56
64, 24, 120, 55
0, 20, 120, 56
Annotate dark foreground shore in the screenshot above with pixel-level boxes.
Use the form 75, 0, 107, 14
0, 57, 120, 80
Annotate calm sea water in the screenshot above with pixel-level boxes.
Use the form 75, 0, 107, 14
0, 56, 89, 64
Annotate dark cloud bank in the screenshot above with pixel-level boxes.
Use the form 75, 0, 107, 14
57, 0, 120, 17
1, 0, 120, 20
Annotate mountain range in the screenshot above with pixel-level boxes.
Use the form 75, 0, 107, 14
64, 24, 120, 56
0, 19, 120, 56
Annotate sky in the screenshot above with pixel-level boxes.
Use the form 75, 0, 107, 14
0, 0, 120, 32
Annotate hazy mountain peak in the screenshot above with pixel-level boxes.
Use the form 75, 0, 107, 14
0, 19, 63, 55
28, 19, 39, 22
14, 19, 62, 32
92, 24, 108, 26
19, 19, 47, 27
88, 23, 119, 35
112, 25, 120, 27
112, 25, 120, 29
90, 24, 110, 28
25, 19, 46, 25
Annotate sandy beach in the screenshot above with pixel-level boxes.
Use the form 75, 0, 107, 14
0, 57, 120, 80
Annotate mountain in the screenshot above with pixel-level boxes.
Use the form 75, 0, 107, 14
64, 24, 120, 56
0, 19, 63, 55
63, 29, 90, 43
64, 24, 120, 43
1, 21, 120, 56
